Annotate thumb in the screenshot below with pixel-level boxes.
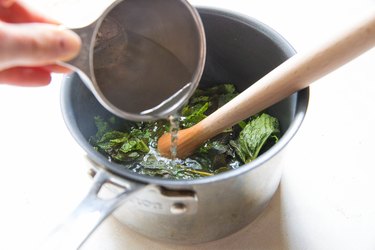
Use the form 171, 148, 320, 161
0, 21, 81, 70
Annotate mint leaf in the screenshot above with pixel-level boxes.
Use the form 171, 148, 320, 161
230, 113, 280, 163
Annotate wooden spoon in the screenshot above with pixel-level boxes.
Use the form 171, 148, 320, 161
158, 12, 375, 159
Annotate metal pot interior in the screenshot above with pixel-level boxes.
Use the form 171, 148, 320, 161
60, 7, 309, 186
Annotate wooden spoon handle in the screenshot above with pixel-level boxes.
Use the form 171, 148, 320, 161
199, 12, 375, 140
158, 11, 375, 159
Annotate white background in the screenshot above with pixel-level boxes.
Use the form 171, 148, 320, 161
0, 0, 375, 249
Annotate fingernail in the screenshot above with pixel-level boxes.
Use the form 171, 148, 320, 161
56, 26, 82, 61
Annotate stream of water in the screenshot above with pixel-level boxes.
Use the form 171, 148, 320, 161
169, 114, 180, 160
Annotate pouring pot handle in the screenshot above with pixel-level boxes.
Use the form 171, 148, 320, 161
57, 22, 97, 80
58, 0, 125, 80
40, 169, 145, 250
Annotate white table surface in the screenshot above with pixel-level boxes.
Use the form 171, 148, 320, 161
1, 0, 375, 249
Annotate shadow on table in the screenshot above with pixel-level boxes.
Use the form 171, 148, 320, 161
182, 185, 286, 250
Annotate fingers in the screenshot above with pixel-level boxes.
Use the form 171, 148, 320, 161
0, 21, 81, 70
0, 67, 51, 86
42, 64, 72, 74
0, 64, 72, 86
0, 1, 76, 87
0, 1, 57, 23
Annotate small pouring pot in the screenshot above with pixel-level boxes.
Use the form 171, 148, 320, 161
55, 7, 309, 249
61, 0, 206, 121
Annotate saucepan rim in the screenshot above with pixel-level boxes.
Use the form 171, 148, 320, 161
60, 6, 309, 187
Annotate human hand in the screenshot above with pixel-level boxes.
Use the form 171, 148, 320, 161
0, 0, 81, 86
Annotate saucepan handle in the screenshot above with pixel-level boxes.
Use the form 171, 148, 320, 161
40, 169, 145, 250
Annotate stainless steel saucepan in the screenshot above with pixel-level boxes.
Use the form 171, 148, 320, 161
47, 7, 309, 249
